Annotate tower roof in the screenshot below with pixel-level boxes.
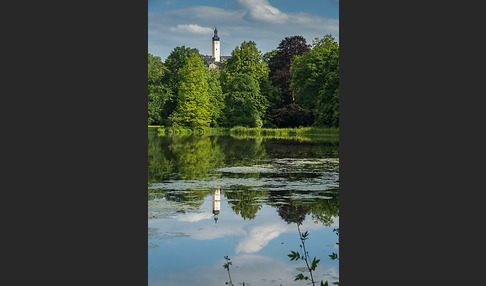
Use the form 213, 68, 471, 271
212, 27, 220, 41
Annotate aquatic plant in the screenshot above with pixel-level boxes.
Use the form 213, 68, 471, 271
288, 224, 319, 285
288, 224, 339, 286
223, 256, 234, 286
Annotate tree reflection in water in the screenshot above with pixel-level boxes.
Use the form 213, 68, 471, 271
148, 133, 339, 225
148, 132, 339, 285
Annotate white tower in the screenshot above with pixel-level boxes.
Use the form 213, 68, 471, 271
212, 27, 220, 62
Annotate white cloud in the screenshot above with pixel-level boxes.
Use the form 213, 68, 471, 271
236, 222, 291, 253
176, 212, 213, 222
235, 219, 329, 254
168, 6, 245, 23
169, 24, 214, 34
238, 0, 289, 24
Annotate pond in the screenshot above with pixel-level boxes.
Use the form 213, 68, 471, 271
148, 130, 339, 286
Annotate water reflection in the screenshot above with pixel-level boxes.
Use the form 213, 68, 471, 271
148, 132, 338, 182
212, 189, 220, 223
148, 132, 339, 285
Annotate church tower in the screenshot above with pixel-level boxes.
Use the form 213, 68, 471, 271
212, 27, 220, 62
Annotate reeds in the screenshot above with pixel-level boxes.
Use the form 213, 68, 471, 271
152, 126, 339, 136
229, 126, 339, 136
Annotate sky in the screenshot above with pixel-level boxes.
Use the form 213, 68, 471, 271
148, 0, 339, 61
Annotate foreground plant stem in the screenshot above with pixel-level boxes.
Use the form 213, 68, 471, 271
223, 256, 234, 286
297, 223, 316, 286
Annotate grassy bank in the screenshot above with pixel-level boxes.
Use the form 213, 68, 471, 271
150, 126, 338, 136
229, 126, 338, 136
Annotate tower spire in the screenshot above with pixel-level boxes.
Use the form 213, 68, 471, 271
212, 27, 219, 41
212, 26, 220, 62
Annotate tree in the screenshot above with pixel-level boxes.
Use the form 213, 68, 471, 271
223, 73, 266, 127
291, 35, 339, 127
265, 36, 312, 127
263, 49, 278, 63
268, 35, 310, 106
206, 68, 225, 127
162, 46, 200, 122
272, 102, 314, 127
222, 41, 269, 84
170, 52, 212, 129
221, 41, 270, 127
148, 53, 171, 125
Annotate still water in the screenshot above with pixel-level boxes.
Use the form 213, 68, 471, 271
148, 130, 339, 286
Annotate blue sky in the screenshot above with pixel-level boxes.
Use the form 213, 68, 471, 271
148, 0, 339, 61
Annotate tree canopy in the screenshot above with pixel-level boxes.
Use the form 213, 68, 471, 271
291, 35, 339, 127
148, 53, 171, 125
170, 52, 212, 129
221, 41, 269, 128
268, 35, 310, 106
147, 34, 339, 129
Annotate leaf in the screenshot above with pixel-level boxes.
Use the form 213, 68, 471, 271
311, 257, 320, 270
294, 273, 305, 281
288, 250, 301, 261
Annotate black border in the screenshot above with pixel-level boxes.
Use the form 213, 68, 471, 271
20, 1, 150, 284
10, 0, 481, 284
339, 0, 483, 285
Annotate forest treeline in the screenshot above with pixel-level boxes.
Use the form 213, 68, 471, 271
148, 34, 339, 129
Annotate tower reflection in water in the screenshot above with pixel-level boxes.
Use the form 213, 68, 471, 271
212, 189, 221, 223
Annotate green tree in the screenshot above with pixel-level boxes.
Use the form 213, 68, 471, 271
221, 41, 270, 127
223, 73, 266, 127
162, 46, 200, 123
291, 35, 339, 127
170, 52, 212, 129
206, 68, 225, 127
148, 53, 171, 125
263, 49, 278, 63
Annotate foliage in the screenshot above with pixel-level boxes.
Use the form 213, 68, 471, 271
221, 41, 270, 128
265, 36, 312, 128
268, 35, 310, 106
164, 46, 200, 77
271, 103, 314, 128
262, 49, 278, 63
148, 34, 339, 129
223, 256, 234, 286
170, 52, 212, 128
162, 46, 200, 122
206, 68, 225, 127
222, 73, 266, 127
288, 224, 339, 286
148, 53, 171, 125
229, 126, 338, 136
288, 224, 319, 285
222, 40, 269, 84
259, 76, 280, 127
291, 35, 339, 127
